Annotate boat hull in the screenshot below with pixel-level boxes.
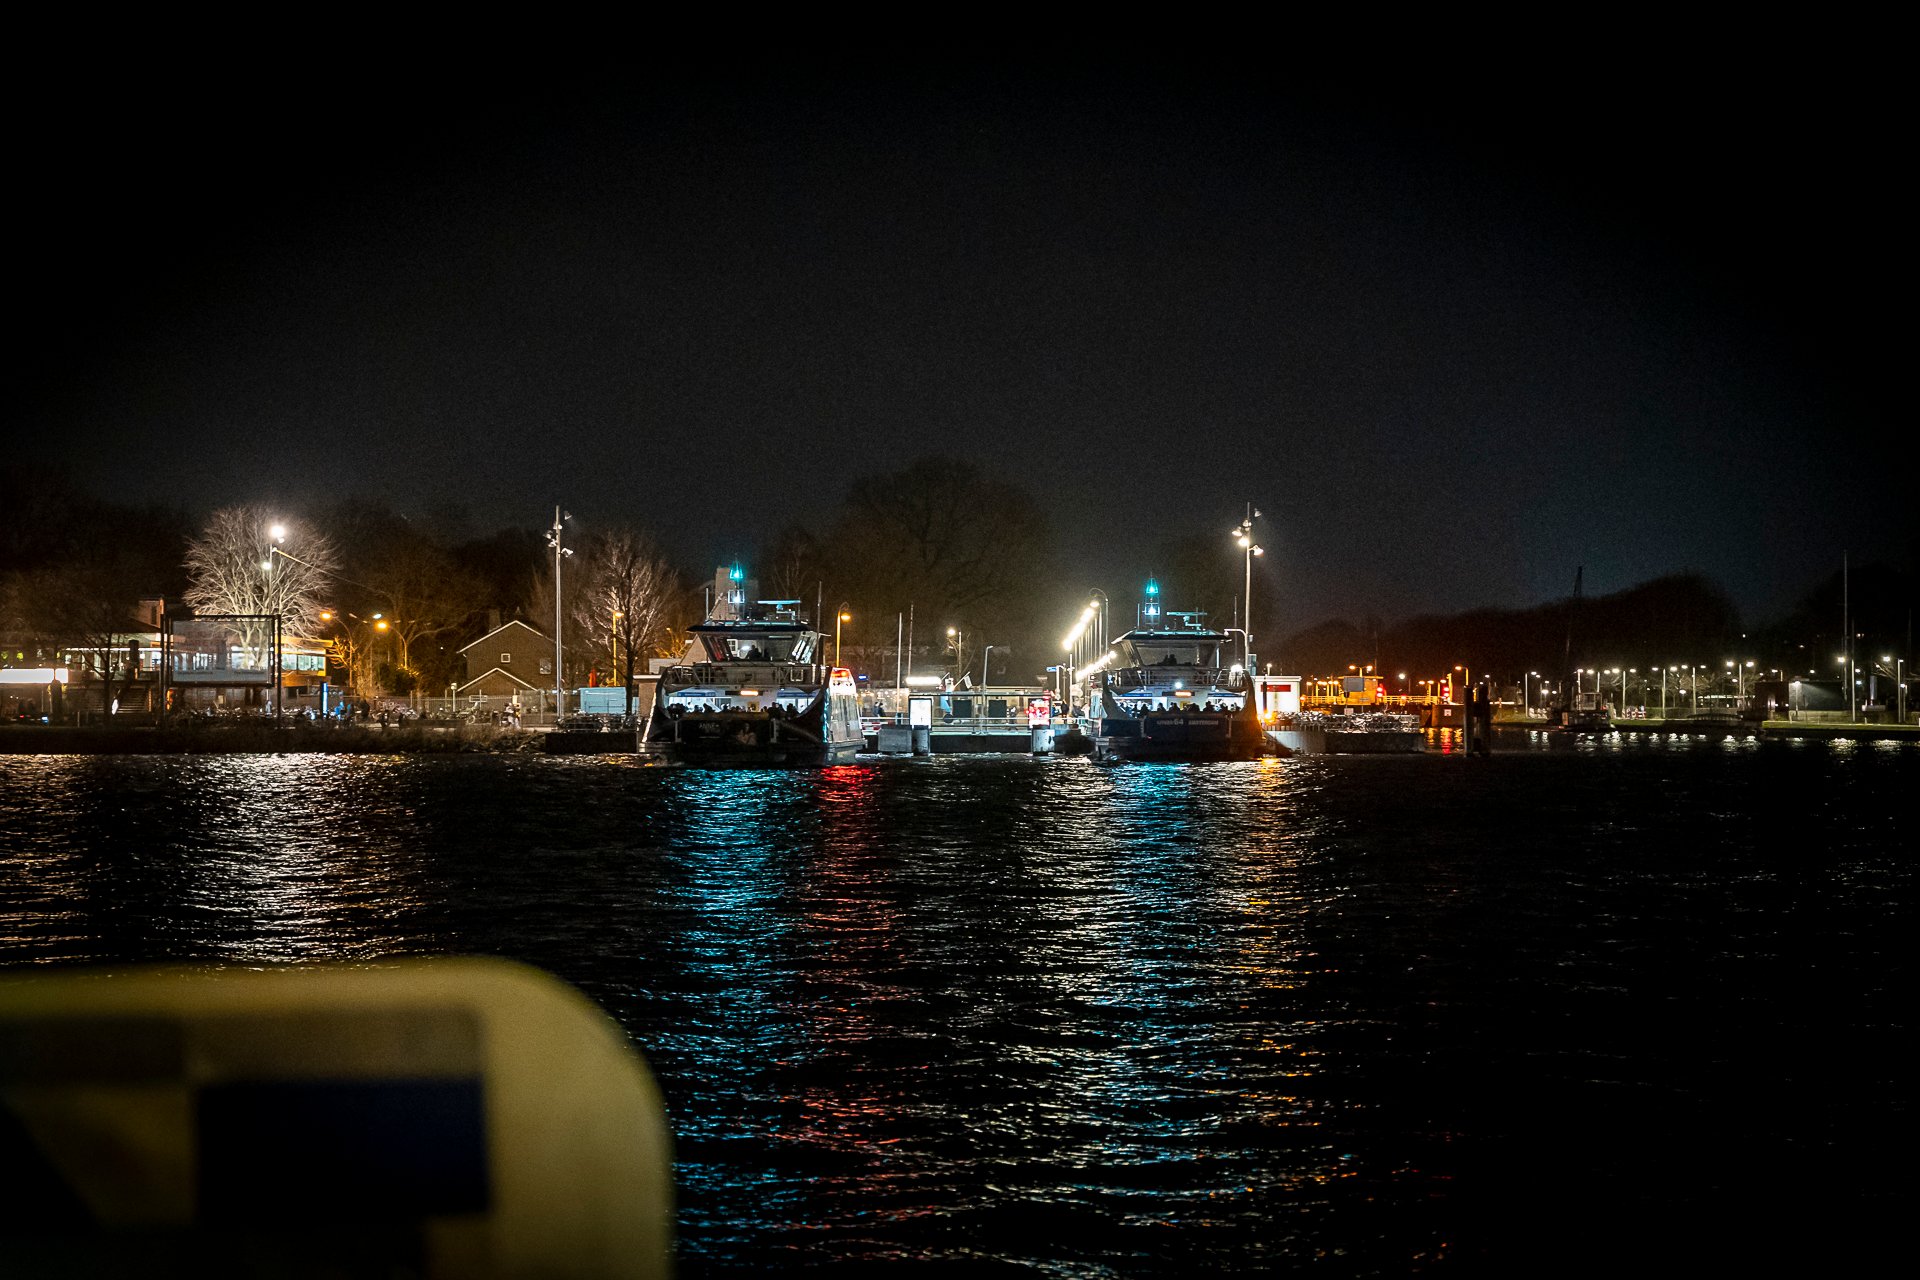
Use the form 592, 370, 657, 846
1096, 710, 1269, 761
653, 712, 860, 766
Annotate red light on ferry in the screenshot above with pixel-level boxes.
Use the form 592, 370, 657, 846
832, 667, 852, 681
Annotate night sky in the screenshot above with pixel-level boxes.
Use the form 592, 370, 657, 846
17, 59, 1908, 630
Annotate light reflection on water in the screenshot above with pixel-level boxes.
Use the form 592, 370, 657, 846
1, 740, 1914, 1274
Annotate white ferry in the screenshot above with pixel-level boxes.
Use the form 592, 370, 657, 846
1087, 580, 1268, 761
644, 567, 862, 765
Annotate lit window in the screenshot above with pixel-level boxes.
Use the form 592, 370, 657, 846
501, 652, 512, 664
539, 659, 552, 675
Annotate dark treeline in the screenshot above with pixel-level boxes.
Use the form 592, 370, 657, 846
3, 462, 1910, 700
1273, 563, 1913, 698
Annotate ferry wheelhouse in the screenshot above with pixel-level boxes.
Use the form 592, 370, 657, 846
1088, 581, 1268, 761
644, 570, 862, 765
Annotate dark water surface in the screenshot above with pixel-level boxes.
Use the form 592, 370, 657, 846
2, 736, 1912, 1274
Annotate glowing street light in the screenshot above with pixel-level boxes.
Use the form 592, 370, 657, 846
979, 644, 994, 731
836, 605, 851, 666
1230, 504, 1264, 666
547, 507, 574, 718
612, 609, 625, 709
1062, 605, 1093, 658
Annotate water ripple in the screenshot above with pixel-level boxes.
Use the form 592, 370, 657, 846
2, 741, 1913, 1273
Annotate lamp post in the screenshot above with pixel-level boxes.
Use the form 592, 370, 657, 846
1523, 670, 1538, 718
547, 507, 573, 721
979, 644, 994, 731
612, 610, 625, 713
835, 605, 851, 666
264, 523, 290, 725
1063, 603, 1095, 674
1231, 505, 1264, 668
1654, 666, 1665, 719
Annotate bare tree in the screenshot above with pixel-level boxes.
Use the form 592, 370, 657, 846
362, 531, 481, 682
183, 507, 337, 663
13, 565, 147, 715
820, 456, 1056, 672
572, 528, 690, 712
763, 523, 827, 605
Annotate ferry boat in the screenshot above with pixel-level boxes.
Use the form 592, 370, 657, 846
1087, 582, 1268, 761
1547, 690, 1613, 733
644, 569, 863, 766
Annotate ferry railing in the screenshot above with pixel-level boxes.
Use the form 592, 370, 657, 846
1106, 667, 1248, 691
667, 663, 818, 686
860, 712, 1062, 734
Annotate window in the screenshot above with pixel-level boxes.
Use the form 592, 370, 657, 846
539, 659, 552, 675
501, 652, 512, 664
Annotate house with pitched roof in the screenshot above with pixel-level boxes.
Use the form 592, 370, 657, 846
457, 619, 552, 703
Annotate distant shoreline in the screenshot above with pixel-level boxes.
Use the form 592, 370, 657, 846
1491, 717, 1919, 741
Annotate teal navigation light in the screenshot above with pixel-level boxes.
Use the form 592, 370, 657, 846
1143, 577, 1161, 624
727, 561, 746, 607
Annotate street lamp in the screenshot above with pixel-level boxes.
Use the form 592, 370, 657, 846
612, 609, 625, 713
1523, 670, 1539, 718
836, 605, 851, 666
1063, 604, 1095, 669
979, 644, 994, 730
547, 506, 573, 720
1230, 505, 1264, 666
947, 627, 966, 684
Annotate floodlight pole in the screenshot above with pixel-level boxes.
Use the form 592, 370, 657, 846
548, 506, 572, 722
